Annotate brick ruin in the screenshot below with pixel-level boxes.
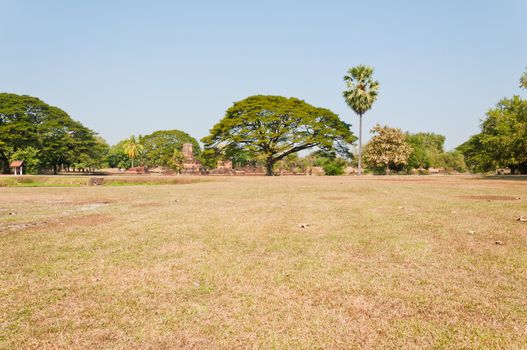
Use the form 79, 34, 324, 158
181, 143, 203, 175
210, 159, 235, 175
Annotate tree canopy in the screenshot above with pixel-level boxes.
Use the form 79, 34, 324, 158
364, 124, 412, 174
458, 96, 527, 173
0, 93, 103, 173
406, 132, 446, 169
141, 129, 199, 168
109, 129, 200, 169
201, 95, 356, 175
343, 66, 380, 116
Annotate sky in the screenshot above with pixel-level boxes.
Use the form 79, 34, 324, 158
1, 0, 526, 150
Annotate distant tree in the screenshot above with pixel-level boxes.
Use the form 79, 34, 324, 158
520, 66, 527, 90
9, 147, 40, 174
458, 96, 527, 173
406, 132, 446, 170
457, 134, 492, 173
123, 135, 143, 168
440, 151, 467, 173
141, 129, 200, 168
202, 95, 355, 176
364, 125, 412, 175
0, 93, 101, 174
167, 149, 185, 174
108, 140, 132, 169
343, 65, 380, 175
73, 137, 109, 172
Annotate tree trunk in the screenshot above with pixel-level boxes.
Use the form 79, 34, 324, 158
358, 114, 363, 176
385, 163, 390, 175
0, 150, 10, 174
265, 159, 274, 176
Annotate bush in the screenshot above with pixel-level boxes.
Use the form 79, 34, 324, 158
322, 159, 346, 176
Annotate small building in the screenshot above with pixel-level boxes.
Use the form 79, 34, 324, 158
10, 160, 24, 175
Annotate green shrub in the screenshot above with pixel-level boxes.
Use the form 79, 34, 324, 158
322, 159, 346, 176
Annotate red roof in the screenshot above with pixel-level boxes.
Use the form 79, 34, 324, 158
10, 160, 24, 167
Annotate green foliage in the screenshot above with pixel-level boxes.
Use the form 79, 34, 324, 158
108, 140, 132, 169
110, 130, 200, 170
441, 151, 467, 173
520, 66, 527, 90
0, 93, 104, 174
364, 125, 412, 174
322, 158, 347, 176
123, 135, 144, 168
458, 96, 527, 173
167, 149, 185, 173
406, 132, 446, 170
407, 132, 444, 152
73, 137, 109, 171
342, 65, 380, 116
310, 150, 337, 166
308, 150, 347, 176
141, 130, 199, 168
202, 95, 355, 176
9, 147, 40, 174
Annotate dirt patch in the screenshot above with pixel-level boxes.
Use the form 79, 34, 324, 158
60, 213, 112, 226
0, 213, 112, 233
319, 196, 348, 200
371, 178, 436, 184
132, 202, 165, 208
69, 199, 115, 205
460, 195, 521, 201
7, 196, 116, 205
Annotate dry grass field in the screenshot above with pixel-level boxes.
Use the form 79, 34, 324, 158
1, 175, 526, 349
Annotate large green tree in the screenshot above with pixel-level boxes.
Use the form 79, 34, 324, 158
202, 95, 355, 176
141, 129, 200, 168
343, 65, 380, 175
0, 93, 102, 174
406, 132, 446, 169
458, 96, 527, 173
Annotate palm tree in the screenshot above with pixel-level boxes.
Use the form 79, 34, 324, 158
343, 65, 380, 175
123, 135, 143, 168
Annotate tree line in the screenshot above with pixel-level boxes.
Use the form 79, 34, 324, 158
1, 65, 525, 175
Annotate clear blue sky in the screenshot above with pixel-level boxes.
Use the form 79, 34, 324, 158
1, 0, 526, 149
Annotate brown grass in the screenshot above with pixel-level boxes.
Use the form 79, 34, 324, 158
460, 195, 521, 201
0, 175, 526, 349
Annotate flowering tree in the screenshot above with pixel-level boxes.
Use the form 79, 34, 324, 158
364, 124, 412, 175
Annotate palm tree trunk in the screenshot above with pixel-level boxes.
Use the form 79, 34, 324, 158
358, 114, 363, 176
